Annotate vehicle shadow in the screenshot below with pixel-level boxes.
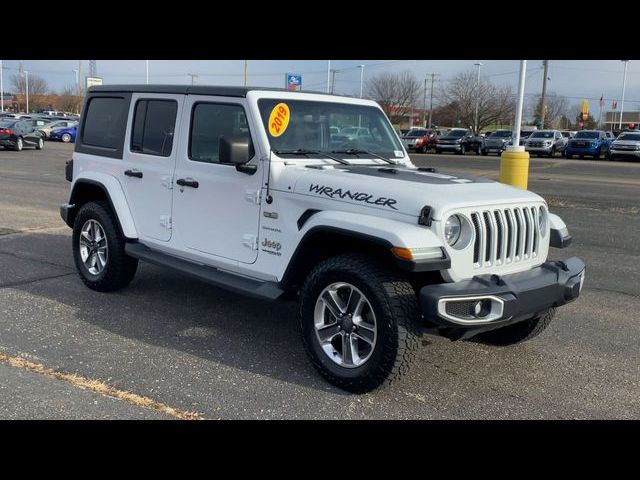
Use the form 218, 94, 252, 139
4, 232, 349, 395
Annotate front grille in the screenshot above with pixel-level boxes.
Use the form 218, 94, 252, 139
614, 144, 637, 150
528, 141, 547, 148
470, 207, 541, 268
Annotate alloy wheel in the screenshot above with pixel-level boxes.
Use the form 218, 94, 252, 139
313, 282, 377, 368
79, 219, 108, 275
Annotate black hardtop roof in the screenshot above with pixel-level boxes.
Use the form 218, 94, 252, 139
87, 84, 336, 97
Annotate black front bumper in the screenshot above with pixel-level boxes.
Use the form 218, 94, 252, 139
420, 257, 585, 340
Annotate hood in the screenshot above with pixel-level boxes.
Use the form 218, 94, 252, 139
284, 164, 542, 220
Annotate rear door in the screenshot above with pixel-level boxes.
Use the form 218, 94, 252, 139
120, 93, 182, 242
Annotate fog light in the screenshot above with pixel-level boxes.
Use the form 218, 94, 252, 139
474, 300, 492, 318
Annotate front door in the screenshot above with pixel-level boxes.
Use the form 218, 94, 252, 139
172, 96, 262, 264
121, 93, 182, 242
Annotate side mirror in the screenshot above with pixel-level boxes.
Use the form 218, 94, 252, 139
219, 135, 256, 174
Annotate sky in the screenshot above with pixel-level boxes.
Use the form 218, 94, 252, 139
3, 59, 639, 115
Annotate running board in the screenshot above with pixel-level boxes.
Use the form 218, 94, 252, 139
124, 242, 284, 301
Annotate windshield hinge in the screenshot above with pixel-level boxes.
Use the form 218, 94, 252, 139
245, 189, 262, 204
242, 234, 258, 250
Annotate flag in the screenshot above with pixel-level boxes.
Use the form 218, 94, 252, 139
612, 101, 617, 110
599, 95, 604, 107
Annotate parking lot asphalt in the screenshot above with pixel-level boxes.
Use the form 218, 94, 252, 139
0, 142, 638, 419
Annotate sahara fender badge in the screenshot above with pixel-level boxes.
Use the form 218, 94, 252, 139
268, 103, 290, 137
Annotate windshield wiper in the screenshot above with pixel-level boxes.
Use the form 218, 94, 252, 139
331, 149, 397, 164
272, 149, 350, 165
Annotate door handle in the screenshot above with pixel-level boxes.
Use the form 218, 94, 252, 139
124, 169, 143, 178
176, 178, 199, 188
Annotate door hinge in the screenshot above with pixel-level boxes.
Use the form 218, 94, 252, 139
161, 176, 173, 190
245, 189, 261, 205
160, 215, 172, 229
242, 234, 258, 250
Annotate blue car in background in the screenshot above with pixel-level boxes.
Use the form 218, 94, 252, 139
50, 125, 77, 143
564, 130, 611, 159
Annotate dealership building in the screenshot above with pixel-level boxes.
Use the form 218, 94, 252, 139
602, 111, 640, 131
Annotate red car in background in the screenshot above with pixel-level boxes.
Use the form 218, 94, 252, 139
402, 128, 439, 153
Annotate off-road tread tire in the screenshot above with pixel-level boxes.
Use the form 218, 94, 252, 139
477, 308, 556, 346
299, 253, 420, 393
72, 201, 138, 292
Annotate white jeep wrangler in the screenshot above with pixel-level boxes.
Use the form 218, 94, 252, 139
61, 85, 585, 393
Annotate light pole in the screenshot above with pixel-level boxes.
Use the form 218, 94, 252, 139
326, 60, 331, 93
188, 73, 197, 85
243, 60, 248, 87
24, 70, 29, 114
474, 62, 483, 134
619, 60, 630, 129
146, 60, 149, 84
357, 64, 365, 98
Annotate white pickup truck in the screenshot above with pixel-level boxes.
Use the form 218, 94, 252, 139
60, 85, 584, 393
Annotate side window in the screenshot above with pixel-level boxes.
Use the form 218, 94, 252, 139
130, 99, 178, 157
189, 102, 252, 164
81, 96, 128, 150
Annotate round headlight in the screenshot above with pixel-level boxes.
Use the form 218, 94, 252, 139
538, 206, 548, 235
444, 215, 462, 246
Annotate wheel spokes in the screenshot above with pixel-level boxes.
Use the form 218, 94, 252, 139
317, 323, 341, 344
345, 288, 363, 315
341, 332, 356, 366
321, 290, 344, 319
353, 324, 375, 345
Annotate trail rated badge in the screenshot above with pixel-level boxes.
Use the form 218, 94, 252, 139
268, 103, 290, 137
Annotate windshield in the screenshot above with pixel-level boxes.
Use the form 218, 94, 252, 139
574, 131, 599, 139
258, 99, 403, 159
490, 130, 511, 137
617, 133, 640, 141
446, 130, 467, 138
530, 131, 554, 138
405, 129, 427, 137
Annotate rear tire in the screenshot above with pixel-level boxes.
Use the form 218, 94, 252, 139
72, 201, 138, 292
299, 253, 420, 393
476, 308, 556, 346
61, 133, 72, 143
14, 137, 23, 151
35, 137, 43, 150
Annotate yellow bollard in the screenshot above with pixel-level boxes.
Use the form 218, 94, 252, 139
500, 148, 530, 190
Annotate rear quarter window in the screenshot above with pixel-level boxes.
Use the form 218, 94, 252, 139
76, 94, 131, 159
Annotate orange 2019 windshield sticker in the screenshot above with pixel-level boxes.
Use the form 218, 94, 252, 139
268, 103, 290, 137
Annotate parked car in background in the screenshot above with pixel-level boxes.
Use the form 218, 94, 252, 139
524, 130, 566, 157
560, 130, 577, 140
49, 125, 77, 143
564, 130, 611, 159
39, 120, 78, 139
0, 119, 44, 151
519, 127, 538, 146
435, 128, 482, 155
402, 128, 439, 153
606, 131, 640, 161
29, 117, 54, 129
605, 131, 616, 141
481, 129, 512, 156
339, 126, 371, 142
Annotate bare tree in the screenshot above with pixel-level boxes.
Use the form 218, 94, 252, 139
57, 85, 83, 114
11, 73, 50, 112
441, 71, 515, 134
365, 71, 421, 124
532, 92, 570, 129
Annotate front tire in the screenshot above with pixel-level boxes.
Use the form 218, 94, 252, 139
14, 137, 23, 151
61, 133, 72, 143
72, 201, 138, 292
35, 137, 44, 150
476, 308, 556, 346
299, 254, 420, 393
